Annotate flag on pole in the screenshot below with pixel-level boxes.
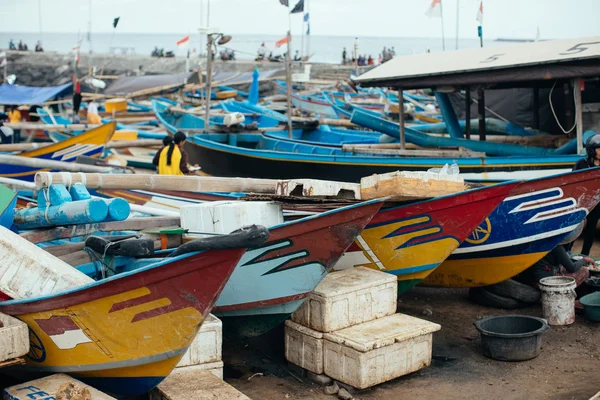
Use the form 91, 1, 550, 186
425, 0, 442, 18
275, 36, 289, 47
291, 0, 304, 13
279, 0, 289, 6
476, 1, 483, 25
304, 12, 309, 22
177, 35, 190, 47
112, 17, 120, 28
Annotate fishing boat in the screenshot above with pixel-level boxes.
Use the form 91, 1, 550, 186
0, 122, 116, 182
423, 168, 600, 287
0, 228, 265, 397
184, 133, 580, 183
336, 181, 518, 294
272, 80, 338, 117
0, 183, 16, 228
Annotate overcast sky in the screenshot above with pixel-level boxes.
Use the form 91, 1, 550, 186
1, 0, 599, 39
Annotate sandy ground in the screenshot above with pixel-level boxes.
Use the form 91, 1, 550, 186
222, 238, 600, 400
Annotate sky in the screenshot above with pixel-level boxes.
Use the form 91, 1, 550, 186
0, 0, 599, 40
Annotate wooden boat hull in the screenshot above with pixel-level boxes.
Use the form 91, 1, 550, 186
336, 182, 518, 294
0, 122, 116, 182
213, 200, 383, 337
0, 247, 245, 397
423, 168, 600, 287
185, 134, 578, 183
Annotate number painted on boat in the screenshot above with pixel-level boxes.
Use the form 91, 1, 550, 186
559, 41, 600, 55
480, 53, 505, 63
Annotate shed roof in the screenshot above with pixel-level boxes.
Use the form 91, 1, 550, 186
354, 37, 600, 89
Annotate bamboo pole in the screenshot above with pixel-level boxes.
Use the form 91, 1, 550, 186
0, 155, 112, 173
0, 142, 52, 152
5, 122, 101, 131
35, 172, 279, 193
106, 139, 163, 149
342, 144, 485, 157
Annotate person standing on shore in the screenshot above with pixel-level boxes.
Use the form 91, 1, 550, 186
342, 47, 347, 64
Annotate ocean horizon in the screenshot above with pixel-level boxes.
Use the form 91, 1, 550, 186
0, 32, 503, 64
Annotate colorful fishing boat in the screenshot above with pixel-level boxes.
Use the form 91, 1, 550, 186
423, 168, 600, 287
212, 199, 383, 336
0, 230, 263, 397
336, 182, 518, 294
0, 183, 16, 228
0, 122, 116, 182
184, 133, 580, 183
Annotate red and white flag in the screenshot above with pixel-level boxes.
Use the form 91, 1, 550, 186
275, 36, 289, 47
476, 1, 483, 25
425, 0, 442, 18
177, 35, 190, 47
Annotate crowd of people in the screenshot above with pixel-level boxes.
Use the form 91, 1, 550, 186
9, 40, 43, 52
341, 46, 396, 66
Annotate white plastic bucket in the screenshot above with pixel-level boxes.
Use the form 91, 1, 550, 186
539, 276, 577, 326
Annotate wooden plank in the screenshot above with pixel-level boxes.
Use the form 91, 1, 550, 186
0, 155, 112, 173
5, 122, 101, 131
0, 142, 52, 152
107, 139, 163, 149
45, 242, 86, 257
21, 217, 180, 244
360, 170, 465, 201
342, 144, 485, 158
0, 357, 25, 369
35, 172, 279, 194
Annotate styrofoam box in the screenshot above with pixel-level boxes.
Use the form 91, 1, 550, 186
284, 320, 324, 374
180, 201, 283, 235
323, 313, 441, 389
177, 314, 222, 368
291, 267, 397, 332
3, 374, 116, 400
150, 367, 250, 400
0, 312, 29, 362
175, 361, 224, 380
0, 226, 93, 299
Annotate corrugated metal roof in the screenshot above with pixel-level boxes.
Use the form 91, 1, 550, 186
355, 36, 600, 86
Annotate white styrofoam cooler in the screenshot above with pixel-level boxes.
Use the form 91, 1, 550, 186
0, 226, 93, 299
285, 320, 324, 374
291, 267, 397, 332
3, 374, 116, 400
180, 201, 283, 236
0, 312, 29, 362
323, 314, 441, 389
177, 314, 222, 368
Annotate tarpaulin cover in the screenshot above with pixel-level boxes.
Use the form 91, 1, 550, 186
0, 82, 72, 105
104, 73, 197, 95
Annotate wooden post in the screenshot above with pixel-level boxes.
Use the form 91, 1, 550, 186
465, 88, 471, 140
574, 78, 584, 155
478, 87, 486, 141
533, 87, 540, 130
285, 30, 293, 139
564, 82, 574, 135
204, 34, 213, 133
398, 88, 406, 150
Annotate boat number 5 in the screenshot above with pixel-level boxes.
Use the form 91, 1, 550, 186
560, 41, 600, 55
480, 54, 505, 63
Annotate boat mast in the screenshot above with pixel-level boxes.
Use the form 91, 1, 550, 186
38, 0, 43, 42
306, 0, 310, 59
455, 0, 459, 50
88, 0, 92, 55
440, 0, 446, 51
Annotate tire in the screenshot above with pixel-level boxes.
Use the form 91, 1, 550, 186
468, 287, 527, 309
486, 279, 541, 304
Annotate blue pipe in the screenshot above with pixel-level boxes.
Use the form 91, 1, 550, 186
14, 198, 108, 229
554, 131, 596, 155
412, 118, 539, 136
434, 92, 463, 139
350, 109, 554, 157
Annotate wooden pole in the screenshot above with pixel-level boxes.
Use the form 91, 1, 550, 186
107, 139, 163, 149
574, 78, 584, 155
285, 30, 293, 139
564, 82, 574, 134
0, 155, 112, 173
465, 88, 471, 140
533, 87, 540, 130
398, 88, 406, 150
0, 142, 51, 152
35, 172, 279, 194
204, 34, 213, 133
478, 87, 486, 141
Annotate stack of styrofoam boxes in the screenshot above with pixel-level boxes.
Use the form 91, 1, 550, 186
180, 201, 283, 241
176, 314, 223, 378
285, 267, 441, 390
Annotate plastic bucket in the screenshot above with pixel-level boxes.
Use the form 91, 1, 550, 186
539, 276, 576, 325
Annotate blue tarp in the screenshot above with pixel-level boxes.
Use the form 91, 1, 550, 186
0, 83, 73, 105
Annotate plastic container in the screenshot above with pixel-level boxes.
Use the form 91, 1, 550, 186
177, 314, 222, 367
104, 98, 127, 113
0, 312, 29, 362
579, 292, 600, 322
291, 267, 397, 333
474, 315, 550, 361
181, 201, 283, 236
539, 276, 577, 325
0, 226, 93, 299
323, 313, 441, 389
285, 319, 324, 374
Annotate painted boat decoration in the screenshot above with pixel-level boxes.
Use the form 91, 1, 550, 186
423, 168, 600, 287
212, 199, 383, 336
0, 122, 116, 182
0, 243, 249, 398
185, 133, 580, 183
336, 182, 518, 294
